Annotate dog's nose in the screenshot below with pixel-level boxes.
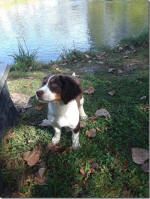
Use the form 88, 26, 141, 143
36, 90, 44, 98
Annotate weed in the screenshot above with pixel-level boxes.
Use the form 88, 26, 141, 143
10, 39, 38, 71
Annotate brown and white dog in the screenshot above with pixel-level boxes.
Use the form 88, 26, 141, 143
36, 74, 87, 150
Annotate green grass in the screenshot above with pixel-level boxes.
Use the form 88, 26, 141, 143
10, 40, 38, 71
0, 69, 149, 197
119, 29, 148, 47
0, 39, 149, 197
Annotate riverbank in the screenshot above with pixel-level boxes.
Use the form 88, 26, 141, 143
0, 35, 149, 197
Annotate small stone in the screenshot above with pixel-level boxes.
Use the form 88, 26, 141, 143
140, 96, 146, 100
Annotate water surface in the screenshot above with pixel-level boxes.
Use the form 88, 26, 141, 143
0, 0, 148, 64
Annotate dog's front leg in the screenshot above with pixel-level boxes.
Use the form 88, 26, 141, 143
52, 127, 61, 145
72, 131, 80, 150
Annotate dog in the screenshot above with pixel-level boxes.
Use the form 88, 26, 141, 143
36, 74, 87, 150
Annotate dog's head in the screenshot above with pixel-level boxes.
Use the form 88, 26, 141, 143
36, 75, 82, 104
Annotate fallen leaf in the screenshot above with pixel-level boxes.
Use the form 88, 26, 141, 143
118, 69, 124, 74
123, 55, 129, 59
72, 184, 79, 190
84, 87, 95, 94
86, 129, 96, 138
88, 116, 97, 121
90, 162, 99, 170
140, 96, 146, 100
108, 68, 115, 73
35, 103, 44, 110
96, 127, 102, 132
27, 76, 35, 80
85, 54, 90, 59
80, 168, 86, 176
12, 192, 26, 198
51, 64, 59, 70
46, 143, 63, 153
23, 104, 32, 109
100, 168, 105, 173
60, 62, 67, 66
80, 121, 86, 128
131, 148, 149, 164
62, 147, 73, 154
88, 168, 96, 174
141, 161, 149, 173
118, 46, 123, 51
28, 66, 33, 71
35, 176, 46, 184
28, 139, 34, 143
23, 145, 41, 166
98, 61, 104, 64
95, 108, 111, 118
39, 119, 51, 127
108, 90, 116, 96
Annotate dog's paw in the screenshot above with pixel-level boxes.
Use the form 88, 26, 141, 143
80, 114, 88, 120
72, 143, 80, 150
39, 119, 51, 127
52, 137, 60, 145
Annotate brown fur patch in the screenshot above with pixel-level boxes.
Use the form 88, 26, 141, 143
55, 93, 62, 101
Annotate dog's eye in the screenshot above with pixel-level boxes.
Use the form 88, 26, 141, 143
50, 83, 61, 93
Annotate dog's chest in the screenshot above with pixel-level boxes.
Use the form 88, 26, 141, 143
48, 100, 79, 128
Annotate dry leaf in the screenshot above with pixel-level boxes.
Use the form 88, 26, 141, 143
86, 129, 96, 138
140, 96, 146, 100
72, 184, 79, 190
12, 192, 26, 198
39, 119, 51, 127
88, 116, 97, 121
108, 90, 116, 96
96, 127, 102, 132
85, 54, 90, 59
88, 168, 96, 174
35, 176, 46, 184
62, 147, 73, 155
80, 121, 86, 128
84, 87, 95, 94
118, 69, 124, 74
95, 108, 111, 118
90, 162, 99, 170
35, 103, 44, 110
51, 64, 59, 70
23, 145, 41, 166
131, 148, 149, 164
141, 161, 149, 173
80, 168, 86, 176
108, 68, 115, 73
46, 143, 63, 153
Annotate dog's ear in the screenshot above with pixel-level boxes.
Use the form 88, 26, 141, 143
59, 76, 82, 104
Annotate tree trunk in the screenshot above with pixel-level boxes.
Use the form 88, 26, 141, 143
0, 81, 19, 140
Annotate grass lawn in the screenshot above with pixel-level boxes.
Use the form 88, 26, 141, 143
0, 43, 149, 197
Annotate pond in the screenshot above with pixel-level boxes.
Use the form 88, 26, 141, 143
0, 0, 148, 64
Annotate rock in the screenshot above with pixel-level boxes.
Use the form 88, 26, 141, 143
95, 108, 111, 118
131, 148, 149, 164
